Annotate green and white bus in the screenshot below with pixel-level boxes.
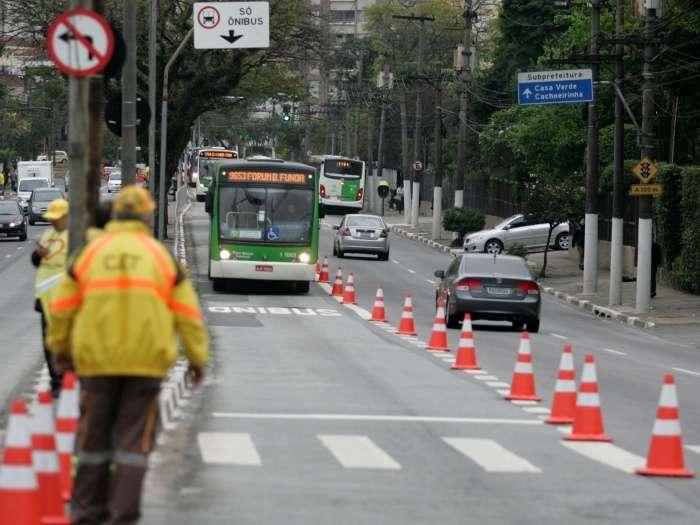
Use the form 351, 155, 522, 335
189, 148, 238, 201
309, 155, 366, 213
205, 158, 319, 293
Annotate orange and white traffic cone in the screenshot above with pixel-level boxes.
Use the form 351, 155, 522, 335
371, 286, 388, 322
330, 267, 343, 297
32, 391, 69, 523
56, 373, 79, 501
314, 260, 321, 282
545, 344, 577, 424
0, 400, 42, 525
396, 294, 417, 336
318, 256, 330, 283
504, 332, 541, 401
452, 314, 479, 370
564, 354, 611, 442
636, 374, 694, 478
342, 273, 357, 304
426, 305, 449, 352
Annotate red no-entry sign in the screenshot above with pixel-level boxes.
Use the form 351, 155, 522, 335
47, 8, 114, 77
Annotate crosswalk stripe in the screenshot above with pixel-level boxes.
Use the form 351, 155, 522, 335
197, 432, 262, 466
686, 445, 700, 455
442, 437, 541, 473
318, 434, 401, 470
560, 441, 645, 473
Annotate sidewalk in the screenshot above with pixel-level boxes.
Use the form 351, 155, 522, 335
384, 215, 700, 329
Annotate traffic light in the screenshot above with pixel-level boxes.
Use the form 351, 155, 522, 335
282, 104, 292, 123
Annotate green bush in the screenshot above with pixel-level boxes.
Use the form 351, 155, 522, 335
654, 164, 683, 271
506, 243, 529, 258
442, 207, 485, 243
671, 166, 700, 294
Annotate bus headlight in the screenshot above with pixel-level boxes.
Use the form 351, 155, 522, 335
220, 249, 231, 260
298, 252, 310, 263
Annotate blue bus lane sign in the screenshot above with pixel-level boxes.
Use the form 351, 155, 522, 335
517, 69, 593, 106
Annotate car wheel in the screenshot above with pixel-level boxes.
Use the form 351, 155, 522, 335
332, 242, 338, 256
19, 231, 27, 241
511, 320, 525, 331
379, 251, 389, 261
555, 232, 570, 250
446, 309, 461, 329
484, 239, 503, 254
525, 318, 540, 333
295, 281, 310, 294
337, 245, 344, 258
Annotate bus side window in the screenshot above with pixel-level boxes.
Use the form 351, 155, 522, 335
205, 190, 213, 214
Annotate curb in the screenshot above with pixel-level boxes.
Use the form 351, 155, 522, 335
389, 224, 656, 330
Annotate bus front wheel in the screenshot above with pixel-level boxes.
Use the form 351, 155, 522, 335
295, 281, 310, 294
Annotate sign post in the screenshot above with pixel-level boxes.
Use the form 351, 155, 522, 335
193, 2, 270, 49
517, 69, 593, 106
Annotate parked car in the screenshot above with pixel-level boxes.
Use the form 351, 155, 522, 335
107, 170, 122, 193
333, 214, 390, 260
0, 198, 28, 241
434, 253, 541, 332
463, 214, 569, 254
28, 188, 65, 225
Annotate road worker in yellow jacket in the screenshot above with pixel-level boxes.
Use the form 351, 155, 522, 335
47, 186, 209, 525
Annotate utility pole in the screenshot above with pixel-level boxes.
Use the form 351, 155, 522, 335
121, 0, 137, 186
609, 0, 625, 306
375, 65, 390, 216
432, 75, 443, 240
86, 0, 104, 225
635, 2, 658, 313
366, 109, 374, 213
583, 0, 601, 295
148, 0, 159, 228
400, 89, 411, 224
455, 0, 473, 209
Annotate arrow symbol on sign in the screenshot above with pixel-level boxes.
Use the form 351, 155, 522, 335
522, 88, 532, 99
59, 31, 94, 60
221, 30, 243, 45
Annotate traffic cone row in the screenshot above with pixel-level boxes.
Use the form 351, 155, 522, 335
545, 344, 576, 424
504, 332, 541, 401
0, 373, 80, 524
342, 273, 357, 305
318, 256, 330, 283
370, 286, 388, 322
330, 267, 343, 297
452, 314, 479, 370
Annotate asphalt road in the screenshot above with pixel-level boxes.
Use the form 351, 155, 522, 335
143, 205, 700, 524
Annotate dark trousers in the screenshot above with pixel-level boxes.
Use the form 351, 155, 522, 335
651, 264, 659, 296
72, 377, 161, 525
37, 299, 62, 396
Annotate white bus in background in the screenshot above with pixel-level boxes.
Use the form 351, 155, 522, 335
309, 155, 366, 213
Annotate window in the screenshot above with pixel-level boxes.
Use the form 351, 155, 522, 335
347, 216, 383, 229
330, 10, 355, 24
0, 201, 20, 215
18, 179, 49, 192
323, 159, 363, 180
31, 190, 63, 202
462, 256, 530, 277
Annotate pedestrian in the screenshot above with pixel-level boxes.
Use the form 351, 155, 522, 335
651, 240, 662, 298
86, 200, 114, 241
571, 218, 585, 270
9, 165, 17, 192
0, 170, 5, 196
47, 186, 209, 525
31, 198, 70, 398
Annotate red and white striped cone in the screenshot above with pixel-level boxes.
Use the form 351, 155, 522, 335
545, 344, 577, 424
56, 372, 79, 501
314, 260, 321, 281
330, 267, 343, 297
396, 294, 417, 336
564, 354, 612, 442
0, 400, 42, 525
636, 374, 694, 477
370, 286, 388, 322
318, 256, 330, 283
31, 391, 69, 523
426, 305, 449, 352
504, 332, 541, 401
452, 314, 480, 370
342, 273, 357, 304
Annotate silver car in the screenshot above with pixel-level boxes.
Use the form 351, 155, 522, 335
463, 214, 569, 254
333, 214, 390, 260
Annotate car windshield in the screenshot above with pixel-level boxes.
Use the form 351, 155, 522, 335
18, 179, 49, 192
323, 159, 363, 180
219, 186, 313, 244
32, 190, 63, 202
461, 256, 531, 278
346, 216, 383, 229
0, 202, 20, 215
493, 214, 522, 230
110, 172, 122, 180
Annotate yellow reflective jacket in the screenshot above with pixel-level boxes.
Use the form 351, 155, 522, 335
47, 220, 209, 378
35, 227, 69, 313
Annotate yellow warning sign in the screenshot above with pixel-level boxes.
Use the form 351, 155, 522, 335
632, 157, 658, 183
629, 184, 663, 197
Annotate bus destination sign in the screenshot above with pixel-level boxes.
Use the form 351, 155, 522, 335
200, 150, 237, 159
225, 171, 312, 185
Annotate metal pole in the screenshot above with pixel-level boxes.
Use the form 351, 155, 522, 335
635, 5, 657, 313
455, 0, 472, 208
609, 0, 625, 306
158, 28, 194, 240
366, 109, 374, 213
582, 0, 600, 295
121, 0, 137, 186
376, 84, 387, 215
149, 0, 159, 229
432, 77, 443, 240
411, 20, 426, 227
400, 89, 411, 224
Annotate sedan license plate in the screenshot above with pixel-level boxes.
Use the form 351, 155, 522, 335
255, 265, 273, 272
486, 287, 512, 295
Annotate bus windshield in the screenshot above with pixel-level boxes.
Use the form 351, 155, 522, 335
323, 159, 363, 180
219, 185, 313, 244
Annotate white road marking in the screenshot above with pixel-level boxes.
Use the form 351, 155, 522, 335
550, 333, 568, 340
211, 413, 543, 425
406, 269, 416, 274
602, 348, 627, 356
426, 279, 438, 285
672, 367, 700, 377
486, 381, 510, 388
318, 435, 401, 470
465, 370, 486, 375
473, 375, 499, 381
197, 432, 262, 466
556, 425, 572, 435
392, 259, 400, 264
443, 438, 541, 473
686, 445, 700, 455
4, 254, 11, 258
509, 400, 538, 406
522, 407, 550, 414
497, 389, 511, 396
344, 304, 372, 320
560, 441, 645, 474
